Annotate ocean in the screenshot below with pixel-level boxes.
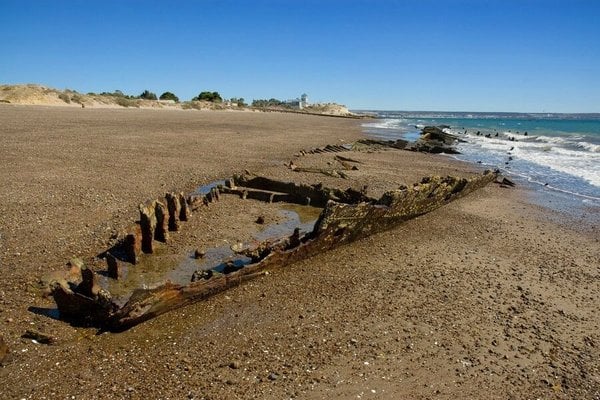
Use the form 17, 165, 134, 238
360, 111, 600, 209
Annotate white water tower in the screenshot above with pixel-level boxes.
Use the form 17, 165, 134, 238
300, 93, 308, 109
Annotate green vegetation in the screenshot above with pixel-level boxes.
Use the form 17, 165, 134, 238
99, 90, 135, 99
115, 97, 139, 108
193, 91, 222, 103
251, 98, 287, 108
181, 102, 202, 110
159, 91, 179, 102
230, 97, 246, 107
139, 90, 157, 100
70, 94, 84, 104
58, 92, 71, 104
17, 85, 253, 109
56, 89, 83, 105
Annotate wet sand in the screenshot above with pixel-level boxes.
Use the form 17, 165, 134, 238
0, 105, 598, 399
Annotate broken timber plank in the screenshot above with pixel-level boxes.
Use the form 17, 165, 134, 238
289, 167, 350, 179
334, 154, 362, 164
235, 172, 372, 207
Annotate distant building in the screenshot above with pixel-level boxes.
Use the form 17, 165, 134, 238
284, 93, 309, 110
300, 93, 308, 109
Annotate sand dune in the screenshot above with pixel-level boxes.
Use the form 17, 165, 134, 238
0, 84, 355, 117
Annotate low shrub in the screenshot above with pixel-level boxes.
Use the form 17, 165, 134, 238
115, 97, 138, 108
139, 90, 157, 100
159, 91, 179, 102
181, 101, 203, 110
193, 91, 222, 102
58, 92, 71, 104
71, 94, 84, 104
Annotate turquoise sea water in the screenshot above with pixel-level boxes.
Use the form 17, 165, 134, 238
361, 112, 600, 207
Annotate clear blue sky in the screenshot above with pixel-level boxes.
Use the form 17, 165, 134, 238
1, 0, 598, 112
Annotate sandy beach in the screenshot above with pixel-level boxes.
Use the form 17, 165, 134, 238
0, 105, 598, 399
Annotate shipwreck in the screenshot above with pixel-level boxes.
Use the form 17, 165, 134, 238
45, 134, 503, 331
48, 137, 499, 331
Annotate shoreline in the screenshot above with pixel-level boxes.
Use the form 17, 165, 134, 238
0, 106, 598, 398
360, 115, 600, 222
448, 151, 600, 227
361, 113, 600, 205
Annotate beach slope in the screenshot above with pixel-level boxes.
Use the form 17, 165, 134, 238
0, 105, 598, 399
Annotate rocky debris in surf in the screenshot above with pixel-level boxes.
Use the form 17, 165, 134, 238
494, 176, 516, 188
420, 126, 458, 144
405, 126, 461, 154
294, 134, 461, 158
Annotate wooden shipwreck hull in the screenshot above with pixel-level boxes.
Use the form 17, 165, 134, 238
51, 171, 497, 331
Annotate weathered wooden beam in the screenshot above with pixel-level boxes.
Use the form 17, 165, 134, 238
106, 253, 124, 279
178, 192, 190, 221
235, 173, 372, 207
139, 201, 157, 253
51, 278, 116, 324
221, 187, 292, 203
166, 193, 181, 231
289, 166, 350, 179
334, 154, 362, 164
108, 270, 269, 330
124, 225, 142, 264
154, 200, 169, 242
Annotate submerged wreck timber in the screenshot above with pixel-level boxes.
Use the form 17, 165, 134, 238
50, 165, 497, 331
